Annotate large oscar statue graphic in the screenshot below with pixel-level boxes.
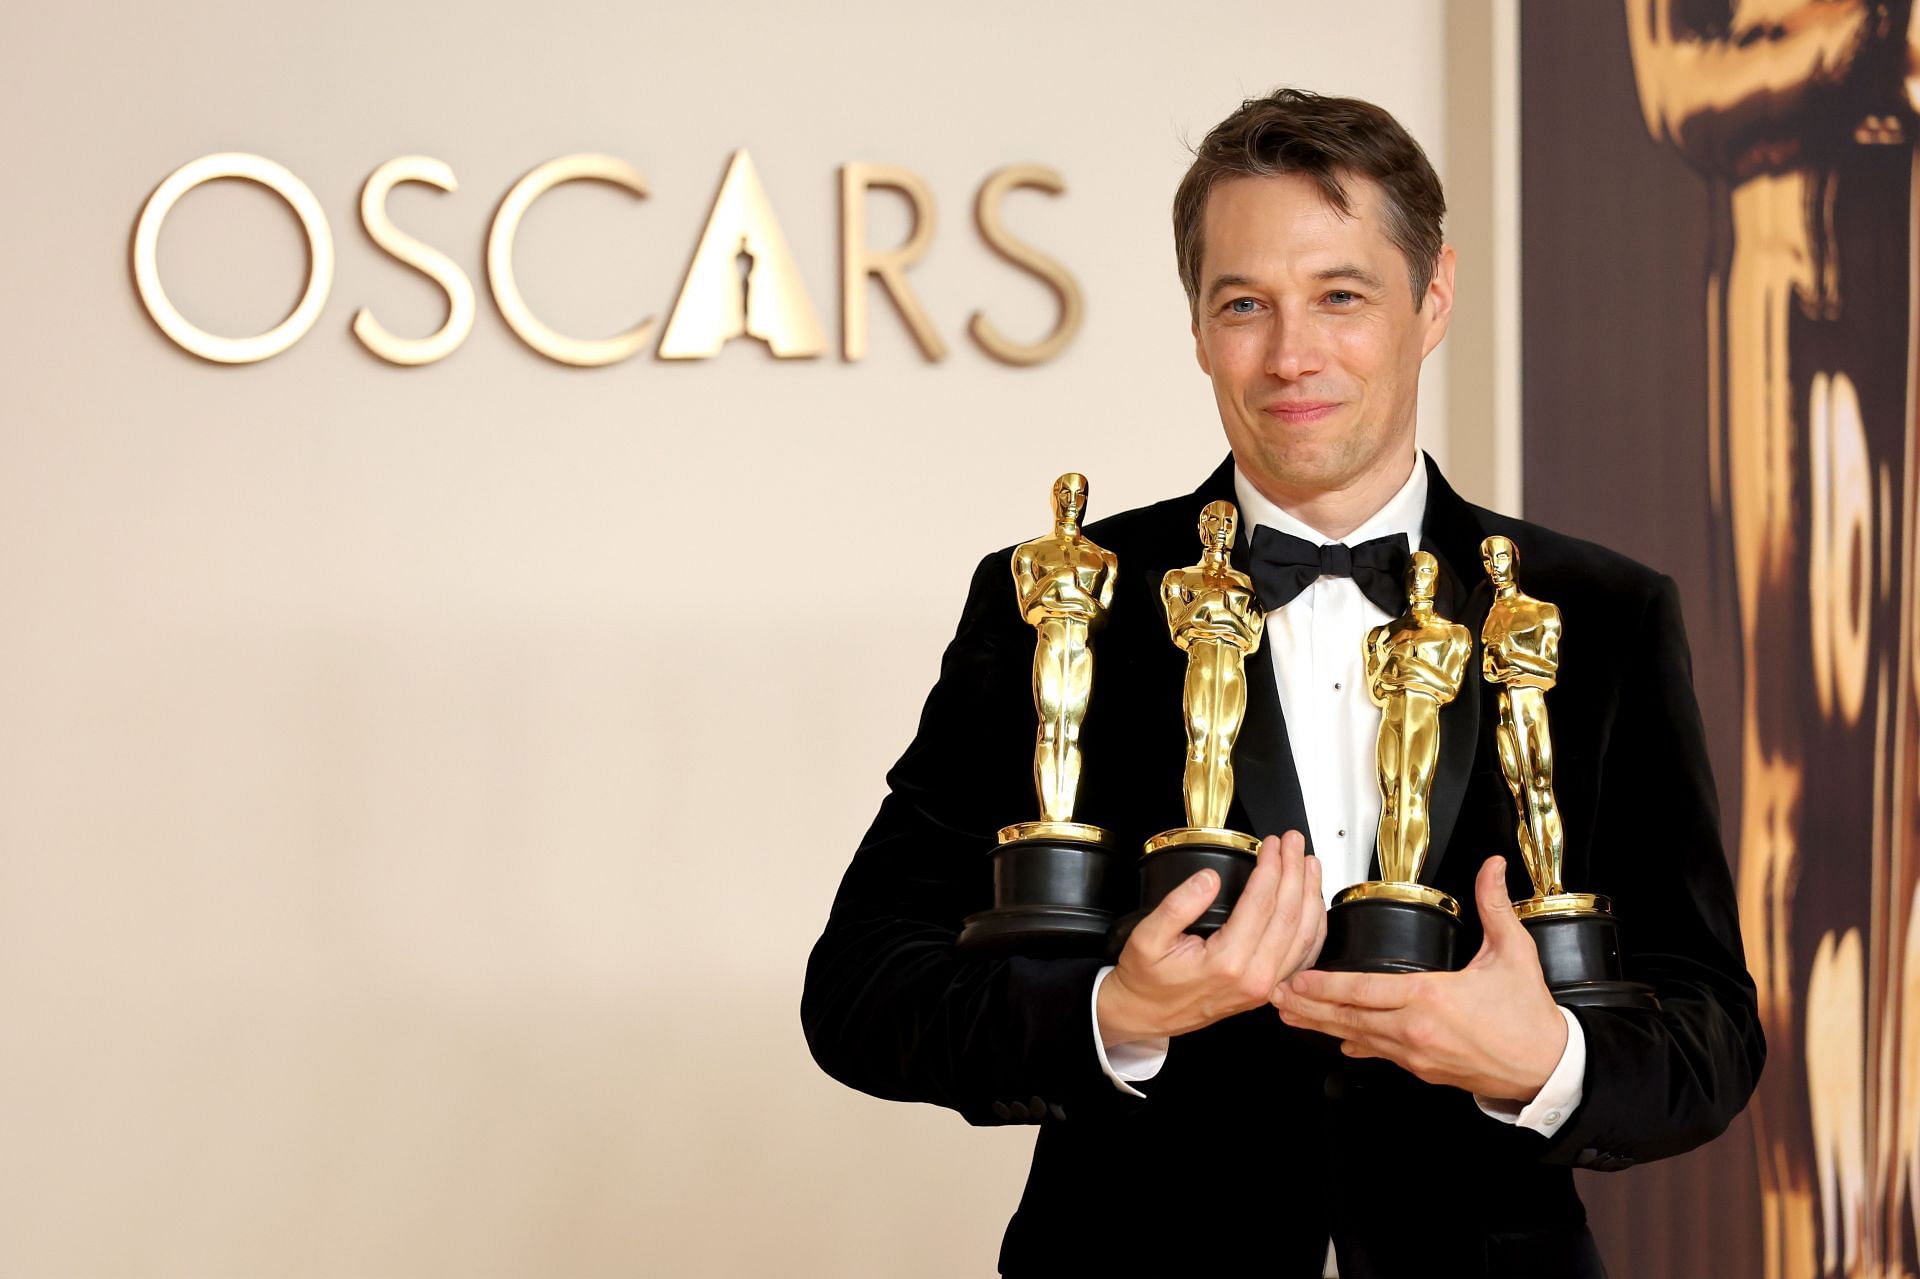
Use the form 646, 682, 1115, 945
1319, 550, 1468, 972
1480, 535, 1655, 1008
1622, 7, 1920, 1274
1119, 500, 1266, 944
959, 472, 1125, 954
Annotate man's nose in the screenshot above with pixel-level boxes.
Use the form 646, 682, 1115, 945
1264, 310, 1324, 381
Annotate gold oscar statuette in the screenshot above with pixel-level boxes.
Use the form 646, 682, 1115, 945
1320, 550, 1470, 973
1480, 535, 1655, 1008
1127, 501, 1267, 939
1000, 471, 1118, 847
957, 473, 1125, 955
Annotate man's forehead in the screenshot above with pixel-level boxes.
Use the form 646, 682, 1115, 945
1200, 171, 1394, 265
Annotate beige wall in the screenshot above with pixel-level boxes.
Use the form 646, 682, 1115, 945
0, 3, 1492, 1274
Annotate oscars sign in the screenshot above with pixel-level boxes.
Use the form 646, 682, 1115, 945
131, 149, 1083, 368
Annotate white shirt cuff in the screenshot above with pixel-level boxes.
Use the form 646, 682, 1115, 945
1090, 965, 1169, 1097
1474, 1004, 1585, 1136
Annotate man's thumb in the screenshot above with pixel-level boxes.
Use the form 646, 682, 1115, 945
1475, 855, 1525, 948
1129, 868, 1220, 956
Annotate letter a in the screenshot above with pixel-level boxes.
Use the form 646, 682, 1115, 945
658, 149, 826, 359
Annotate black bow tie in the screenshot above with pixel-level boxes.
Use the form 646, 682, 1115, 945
1246, 526, 1411, 616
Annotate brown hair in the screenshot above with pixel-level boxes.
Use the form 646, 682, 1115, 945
1173, 88, 1446, 312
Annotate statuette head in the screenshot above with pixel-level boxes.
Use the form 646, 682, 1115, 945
1406, 549, 1439, 604
1480, 535, 1517, 587
1051, 472, 1089, 524
1198, 500, 1238, 552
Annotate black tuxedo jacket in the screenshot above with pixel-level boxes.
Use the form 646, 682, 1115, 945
802, 456, 1764, 1278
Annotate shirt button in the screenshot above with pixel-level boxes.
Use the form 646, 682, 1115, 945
1333, 682, 1342, 690
1544, 1109, 1561, 1124
1337, 830, 1346, 838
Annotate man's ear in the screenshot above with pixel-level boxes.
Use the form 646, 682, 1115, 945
1420, 245, 1457, 357
1193, 317, 1212, 376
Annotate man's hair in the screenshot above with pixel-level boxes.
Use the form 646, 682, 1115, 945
1173, 88, 1446, 312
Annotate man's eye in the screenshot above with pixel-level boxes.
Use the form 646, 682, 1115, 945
1227, 298, 1259, 314
1327, 290, 1358, 305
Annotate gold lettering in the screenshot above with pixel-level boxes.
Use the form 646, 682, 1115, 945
659, 150, 825, 360
352, 156, 475, 367
839, 162, 945, 362
968, 165, 1082, 366
487, 154, 654, 367
131, 152, 333, 364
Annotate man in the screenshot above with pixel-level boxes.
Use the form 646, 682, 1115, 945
802, 88, 1763, 1277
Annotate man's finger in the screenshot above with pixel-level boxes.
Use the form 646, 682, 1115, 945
1250, 832, 1310, 966
1273, 849, 1326, 981
1271, 986, 1395, 1040
1475, 855, 1527, 947
1126, 867, 1221, 957
1287, 968, 1418, 1010
1207, 836, 1284, 958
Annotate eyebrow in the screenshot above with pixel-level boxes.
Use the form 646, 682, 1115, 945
1204, 273, 1255, 301
1204, 264, 1388, 301
1314, 264, 1386, 290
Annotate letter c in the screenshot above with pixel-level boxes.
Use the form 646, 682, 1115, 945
487, 154, 655, 367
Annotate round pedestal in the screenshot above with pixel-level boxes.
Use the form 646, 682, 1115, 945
957, 827, 1128, 956
1106, 828, 1259, 957
1519, 903, 1660, 1010
1318, 884, 1461, 973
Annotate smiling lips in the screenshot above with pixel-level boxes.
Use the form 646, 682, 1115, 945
1263, 400, 1340, 424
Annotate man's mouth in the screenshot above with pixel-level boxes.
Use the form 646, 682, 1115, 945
1262, 400, 1340, 424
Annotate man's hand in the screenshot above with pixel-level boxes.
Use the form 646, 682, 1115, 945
1097, 831, 1325, 1048
1271, 855, 1567, 1102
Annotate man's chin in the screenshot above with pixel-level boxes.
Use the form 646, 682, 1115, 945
1230, 437, 1360, 498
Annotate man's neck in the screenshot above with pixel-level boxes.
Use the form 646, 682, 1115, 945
1251, 450, 1419, 542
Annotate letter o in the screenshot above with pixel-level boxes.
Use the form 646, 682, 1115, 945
132, 153, 333, 364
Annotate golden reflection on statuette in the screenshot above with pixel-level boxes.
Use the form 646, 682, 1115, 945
1009, 473, 1116, 834
487, 153, 655, 367
658, 149, 827, 360
1366, 550, 1470, 884
353, 156, 476, 367
132, 152, 334, 365
1163, 501, 1265, 830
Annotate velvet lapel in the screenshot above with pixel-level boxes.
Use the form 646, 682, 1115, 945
1400, 453, 1493, 888
1179, 457, 1315, 853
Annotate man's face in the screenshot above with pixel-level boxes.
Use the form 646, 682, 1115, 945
1191, 171, 1453, 507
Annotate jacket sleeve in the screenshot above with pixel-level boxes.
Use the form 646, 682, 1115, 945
1538, 573, 1766, 1169
800, 551, 1148, 1127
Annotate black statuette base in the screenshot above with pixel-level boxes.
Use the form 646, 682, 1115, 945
958, 836, 1128, 957
1106, 842, 1256, 958
1318, 897, 1461, 973
1522, 910, 1660, 1010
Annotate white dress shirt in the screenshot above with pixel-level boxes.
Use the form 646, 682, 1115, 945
1089, 457, 1586, 1143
